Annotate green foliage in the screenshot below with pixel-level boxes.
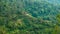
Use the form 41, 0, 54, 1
0, 0, 60, 34
51, 14, 60, 34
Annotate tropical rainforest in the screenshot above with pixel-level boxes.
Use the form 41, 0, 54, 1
0, 0, 60, 34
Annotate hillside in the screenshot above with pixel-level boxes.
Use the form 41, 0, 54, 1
0, 0, 60, 34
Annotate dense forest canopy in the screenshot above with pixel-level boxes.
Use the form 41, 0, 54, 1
0, 0, 60, 34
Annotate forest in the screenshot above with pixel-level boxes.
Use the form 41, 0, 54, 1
0, 0, 60, 34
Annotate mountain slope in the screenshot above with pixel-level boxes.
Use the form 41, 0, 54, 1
0, 0, 60, 34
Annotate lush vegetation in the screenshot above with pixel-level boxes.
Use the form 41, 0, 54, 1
0, 0, 60, 34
